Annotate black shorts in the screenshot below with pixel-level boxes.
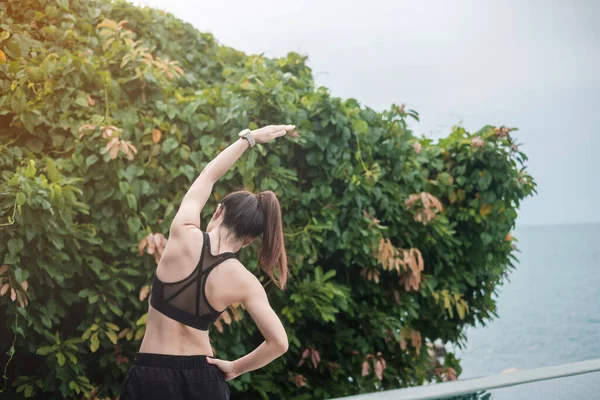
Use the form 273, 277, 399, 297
120, 353, 230, 400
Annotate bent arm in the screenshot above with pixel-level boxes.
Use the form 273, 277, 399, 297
171, 139, 250, 231
231, 277, 288, 376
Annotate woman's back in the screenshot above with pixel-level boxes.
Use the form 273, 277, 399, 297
139, 228, 245, 356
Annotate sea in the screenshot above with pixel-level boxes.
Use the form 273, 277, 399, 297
457, 223, 600, 399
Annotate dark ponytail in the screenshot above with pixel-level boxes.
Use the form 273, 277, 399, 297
220, 190, 288, 289
257, 191, 288, 289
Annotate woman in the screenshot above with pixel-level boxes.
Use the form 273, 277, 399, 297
120, 124, 296, 399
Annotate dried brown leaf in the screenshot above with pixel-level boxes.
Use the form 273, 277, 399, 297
139, 285, 150, 301
137, 236, 148, 256
0, 283, 9, 296
213, 320, 223, 333
221, 310, 232, 325
152, 129, 162, 144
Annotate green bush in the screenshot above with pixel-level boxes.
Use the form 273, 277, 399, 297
0, 0, 535, 398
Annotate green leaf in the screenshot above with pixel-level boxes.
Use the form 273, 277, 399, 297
86, 155, 99, 167
437, 172, 453, 186
162, 137, 179, 153
320, 186, 332, 199
481, 232, 493, 245
136, 313, 148, 326
105, 322, 119, 331
66, 352, 78, 364
14, 267, 29, 282
36, 346, 55, 356
8, 238, 24, 255
119, 181, 130, 194
126, 194, 137, 210
46, 159, 60, 182
106, 330, 118, 345
352, 120, 368, 135
200, 135, 215, 148
90, 332, 100, 353
74, 92, 89, 108
24, 385, 34, 398
16, 192, 26, 207
25, 138, 44, 154
56, 352, 66, 366
25, 160, 36, 178
134, 327, 145, 340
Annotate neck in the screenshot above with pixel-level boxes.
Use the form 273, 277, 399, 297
208, 227, 242, 255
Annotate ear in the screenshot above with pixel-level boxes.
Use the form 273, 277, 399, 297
213, 203, 224, 219
242, 237, 255, 248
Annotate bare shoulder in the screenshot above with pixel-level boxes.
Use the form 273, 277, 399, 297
205, 259, 262, 309
217, 260, 258, 291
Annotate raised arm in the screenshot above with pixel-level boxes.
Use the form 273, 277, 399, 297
170, 125, 295, 232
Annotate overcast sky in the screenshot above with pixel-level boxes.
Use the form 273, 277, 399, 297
137, 0, 599, 226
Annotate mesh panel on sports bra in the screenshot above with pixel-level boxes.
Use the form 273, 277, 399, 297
150, 232, 236, 330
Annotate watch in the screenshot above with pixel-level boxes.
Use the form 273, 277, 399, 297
238, 129, 256, 147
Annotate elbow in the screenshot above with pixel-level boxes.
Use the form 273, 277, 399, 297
274, 337, 289, 355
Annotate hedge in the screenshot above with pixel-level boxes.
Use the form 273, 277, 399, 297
0, 0, 535, 398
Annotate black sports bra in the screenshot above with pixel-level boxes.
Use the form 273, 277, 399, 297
150, 232, 237, 331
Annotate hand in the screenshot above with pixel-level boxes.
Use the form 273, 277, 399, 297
206, 357, 240, 381
251, 124, 295, 144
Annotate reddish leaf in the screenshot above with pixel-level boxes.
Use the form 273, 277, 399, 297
0, 283, 9, 296
298, 348, 310, 366
0, 265, 8, 275
446, 367, 457, 381
87, 94, 96, 106
153, 233, 166, 255
10, 288, 17, 302
106, 138, 120, 159
78, 124, 95, 133
471, 137, 484, 148
311, 349, 321, 369
361, 361, 370, 377
146, 233, 156, 255
102, 126, 118, 139
400, 338, 407, 351
374, 359, 384, 380
20, 281, 28, 291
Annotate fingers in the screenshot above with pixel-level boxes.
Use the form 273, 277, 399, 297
270, 124, 295, 131
273, 130, 287, 138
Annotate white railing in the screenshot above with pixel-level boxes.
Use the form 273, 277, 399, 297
330, 359, 600, 400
